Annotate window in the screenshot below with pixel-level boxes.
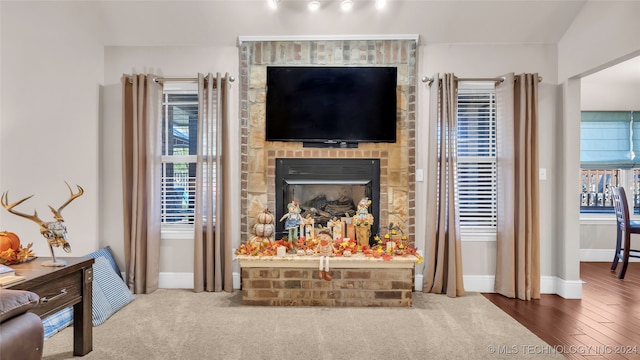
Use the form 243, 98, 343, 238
456, 82, 497, 235
580, 111, 640, 215
161, 85, 198, 230
579, 169, 619, 213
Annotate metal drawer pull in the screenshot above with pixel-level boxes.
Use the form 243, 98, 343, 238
40, 288, 67, 303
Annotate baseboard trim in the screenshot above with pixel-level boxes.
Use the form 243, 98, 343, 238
416, 275, 566, 295
414, 274, 423, 291
460, 275, 582, 299
554, 278, 584, 299
233, 272, 241, 289
158, 272, 194, 289
580, 248, 640, 262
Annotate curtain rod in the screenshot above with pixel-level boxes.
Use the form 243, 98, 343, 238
125, 75, 236, 84
154, 76, 235, 83
421, 75, 542, 86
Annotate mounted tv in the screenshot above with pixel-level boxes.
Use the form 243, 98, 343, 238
266, 66, 397, 147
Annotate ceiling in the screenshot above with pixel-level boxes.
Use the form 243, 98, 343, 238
11, 1, 640, 84
582, 55, 640, 84
58, 0, 590, 46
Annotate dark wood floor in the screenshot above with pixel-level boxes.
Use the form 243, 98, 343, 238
483, 262, 640, 359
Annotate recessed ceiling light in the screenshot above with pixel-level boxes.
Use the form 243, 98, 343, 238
308, 1, 320, 11
340, 0, 353, 11
267, 0, 280, 10
375, 0, 386, 10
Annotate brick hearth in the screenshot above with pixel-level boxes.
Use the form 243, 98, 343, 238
237, 255, 417, 307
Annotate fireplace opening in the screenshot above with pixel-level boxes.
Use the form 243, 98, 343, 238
275, 158, 380, 244
286, 181, 369, 225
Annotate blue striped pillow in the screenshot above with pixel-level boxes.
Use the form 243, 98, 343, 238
84, 246, 122, 279
43, 307, 73, 340
91, 256, 135, 326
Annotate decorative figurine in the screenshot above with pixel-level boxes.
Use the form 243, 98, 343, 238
1, 182, 84, 267
301, 215, 315, 240
356, 197, 372, 222
316, 231, 335, 281
327, 217, 343, 241
354, 197, 374, 247
279, 201, 302, 243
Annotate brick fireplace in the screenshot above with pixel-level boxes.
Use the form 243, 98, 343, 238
239, 38, 417, 244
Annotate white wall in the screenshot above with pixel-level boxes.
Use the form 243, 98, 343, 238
0, 2, 103, 257
558, 1, 640, 82
581, 82, 640, 111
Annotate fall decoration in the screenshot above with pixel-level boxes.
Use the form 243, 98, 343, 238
0, 231, 36, 265
235, 231, 423, 265
257, 208, 275, 225
247, 235, 271, 246
253, 223, 274, 238
235, 239, 292, 257
0, 242, 36, 265
0, 231, 20, 252
353, 197, 374, 247
253, 208, 275, 240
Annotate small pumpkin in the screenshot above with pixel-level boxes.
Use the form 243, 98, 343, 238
0, 231, 20, 253
247, 235, 271, 245
257, 209, 274, 225
253, 223, 274, 237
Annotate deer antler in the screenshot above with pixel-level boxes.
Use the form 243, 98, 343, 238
49, 181, 84, 222
1, 191, 45, 227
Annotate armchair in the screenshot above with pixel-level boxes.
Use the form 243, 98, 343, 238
0, 289, 44, 360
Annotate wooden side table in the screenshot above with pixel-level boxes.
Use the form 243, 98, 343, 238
4, 257, 94, 356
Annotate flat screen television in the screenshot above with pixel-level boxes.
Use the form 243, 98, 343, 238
265, 66, 397, 146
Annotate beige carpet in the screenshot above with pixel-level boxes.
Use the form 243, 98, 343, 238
42, 289, 564, 360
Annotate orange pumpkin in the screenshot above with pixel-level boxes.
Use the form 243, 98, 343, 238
0, 232, 20, 252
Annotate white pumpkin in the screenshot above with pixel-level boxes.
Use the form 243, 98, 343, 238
253, 223, 274, 237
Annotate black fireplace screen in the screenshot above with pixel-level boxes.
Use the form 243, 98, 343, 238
275, 158, 380, 242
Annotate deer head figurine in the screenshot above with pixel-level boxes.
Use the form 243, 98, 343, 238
1, 182, 84, 266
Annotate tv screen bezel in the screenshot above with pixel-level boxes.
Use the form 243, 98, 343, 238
265, 66, 398, 145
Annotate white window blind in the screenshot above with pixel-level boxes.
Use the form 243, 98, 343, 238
161, 88, 198, 227
456, 83, 497, 230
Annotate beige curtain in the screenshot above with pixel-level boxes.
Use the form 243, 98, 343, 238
494, 73, 541, 300
121, 74, 162, 294
423, 73, 465, 298
193, 73, 233, 292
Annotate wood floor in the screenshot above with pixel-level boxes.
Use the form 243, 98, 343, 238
483, 262, 640, 359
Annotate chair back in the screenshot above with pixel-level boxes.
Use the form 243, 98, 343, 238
611, 186, 630, 231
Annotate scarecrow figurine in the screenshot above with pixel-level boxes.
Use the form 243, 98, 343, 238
280, 201, 302, 243
316, 232, 335, 281
354, 197, 374, 247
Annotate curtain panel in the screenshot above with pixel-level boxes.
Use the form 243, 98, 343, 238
494, 73, 541, 300
423, 73, 466, 298
121, 74, 162, 294
193, 73, 233, 293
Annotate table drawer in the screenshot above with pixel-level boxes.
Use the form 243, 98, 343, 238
29, 271, 83, 317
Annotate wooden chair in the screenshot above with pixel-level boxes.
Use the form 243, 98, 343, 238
610, 186, 640, 279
